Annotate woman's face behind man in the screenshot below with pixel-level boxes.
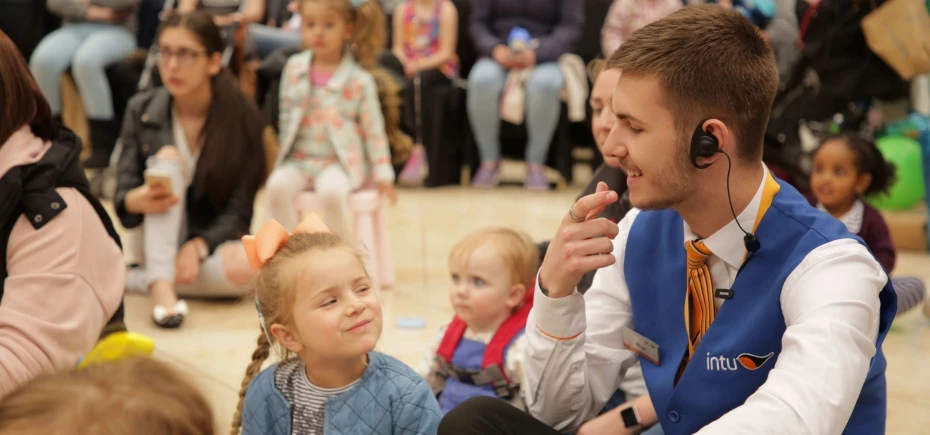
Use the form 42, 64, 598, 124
590, 68, 622, 168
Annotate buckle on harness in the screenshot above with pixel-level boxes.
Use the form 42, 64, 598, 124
474, 364, 517, 400
436, 357, 519, 400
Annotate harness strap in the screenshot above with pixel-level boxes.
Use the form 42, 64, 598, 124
434, 277, 537, 396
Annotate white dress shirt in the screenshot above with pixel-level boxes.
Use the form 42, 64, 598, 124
523, 167, 886, 434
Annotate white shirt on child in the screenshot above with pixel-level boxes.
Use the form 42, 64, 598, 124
275, 359, 360, 435
817, 199, 865, 234
417, 323, 528, 410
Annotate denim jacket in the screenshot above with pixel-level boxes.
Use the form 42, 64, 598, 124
242, 352, 442, 435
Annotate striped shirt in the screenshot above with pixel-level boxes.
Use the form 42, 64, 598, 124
274, 359, 361, 435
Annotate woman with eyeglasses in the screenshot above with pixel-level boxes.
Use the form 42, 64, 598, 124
114, 11, 267, 328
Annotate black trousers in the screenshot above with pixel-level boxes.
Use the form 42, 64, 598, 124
438, 397, 563, 435
401, 68, 452, 147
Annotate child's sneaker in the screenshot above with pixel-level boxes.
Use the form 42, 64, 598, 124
472, 163, 500, 188
525, 165, 549, 191
398, 147, 427, 186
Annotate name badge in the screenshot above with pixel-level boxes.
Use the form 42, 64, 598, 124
622, 327, 660, 366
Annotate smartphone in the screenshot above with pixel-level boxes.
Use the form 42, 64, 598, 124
144, 168, 174, 197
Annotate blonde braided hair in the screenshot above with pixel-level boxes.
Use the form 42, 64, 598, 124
229, 232, 364, 435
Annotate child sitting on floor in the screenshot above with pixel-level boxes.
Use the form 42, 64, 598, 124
808, 132, 927, 316
232, 214, 441, 435
418, 227, 538, 414
0, 357, 214, 435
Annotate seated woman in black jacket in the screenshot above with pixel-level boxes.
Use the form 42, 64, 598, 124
115, 12, 266, 328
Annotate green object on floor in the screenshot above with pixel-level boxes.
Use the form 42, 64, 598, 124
866, 135, 926, 210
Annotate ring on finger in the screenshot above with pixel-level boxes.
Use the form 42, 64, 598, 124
568, 205, 584, 223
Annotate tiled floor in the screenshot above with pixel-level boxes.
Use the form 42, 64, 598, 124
113, 172, 930, 434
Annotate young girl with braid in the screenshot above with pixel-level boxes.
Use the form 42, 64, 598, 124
230, 214, 441, 435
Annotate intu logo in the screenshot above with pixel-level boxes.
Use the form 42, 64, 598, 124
706, 352, 775, 371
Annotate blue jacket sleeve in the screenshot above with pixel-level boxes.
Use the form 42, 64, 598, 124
393, 379, 442, 435
533, 0, 584, 63
469, 0, 504, 58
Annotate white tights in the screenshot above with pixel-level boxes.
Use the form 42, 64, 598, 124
265, 164, 353, 238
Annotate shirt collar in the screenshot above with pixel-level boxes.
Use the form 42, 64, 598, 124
817, 199, 864, 234
683, 165, 769, 269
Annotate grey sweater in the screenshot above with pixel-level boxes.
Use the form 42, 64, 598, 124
48, 0, 139, 35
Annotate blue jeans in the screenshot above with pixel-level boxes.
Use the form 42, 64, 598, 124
466, 58, 563, 164
247, 24, 301, 59
29, 23, 136, 120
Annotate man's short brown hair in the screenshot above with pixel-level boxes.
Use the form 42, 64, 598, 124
607, 4, 779, 162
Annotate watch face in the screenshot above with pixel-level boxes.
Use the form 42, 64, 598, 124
620, 407, 639, 428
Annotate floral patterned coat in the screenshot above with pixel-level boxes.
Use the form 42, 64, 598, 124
276, 49, 395, 189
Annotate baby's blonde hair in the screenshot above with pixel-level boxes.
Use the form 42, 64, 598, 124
448, 227, 539, 288
300, 0, 386, 69
0, 357, 213, 435
230, 232, 365, 435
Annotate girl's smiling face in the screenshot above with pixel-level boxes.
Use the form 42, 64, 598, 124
271, 247, 382, 363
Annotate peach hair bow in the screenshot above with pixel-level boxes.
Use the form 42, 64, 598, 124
241, 214, 331, 272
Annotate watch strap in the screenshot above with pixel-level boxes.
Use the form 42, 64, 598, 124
619, 404, 641, 429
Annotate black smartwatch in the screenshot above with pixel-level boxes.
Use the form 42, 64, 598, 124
619, 404, 641, 429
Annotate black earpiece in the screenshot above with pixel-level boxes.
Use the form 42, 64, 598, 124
690, 119, 720, 169
689, 119, 762, 262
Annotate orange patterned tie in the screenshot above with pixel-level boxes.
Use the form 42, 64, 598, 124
684, 239, 716, 363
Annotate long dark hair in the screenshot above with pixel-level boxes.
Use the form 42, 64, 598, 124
159, 12, 266, 208
0, 30, 52, 146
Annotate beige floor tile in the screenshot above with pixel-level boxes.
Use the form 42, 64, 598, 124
112, 179, 929, 433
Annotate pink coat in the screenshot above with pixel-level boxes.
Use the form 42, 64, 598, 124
0, 126, 124, 398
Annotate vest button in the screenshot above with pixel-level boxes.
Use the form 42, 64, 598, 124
33, 215, 43, 224
50, 202, 61, 210
668, 410, 680, 423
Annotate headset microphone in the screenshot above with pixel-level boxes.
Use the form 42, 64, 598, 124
690, 120, 760, 254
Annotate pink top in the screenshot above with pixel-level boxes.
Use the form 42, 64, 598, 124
601, 0, 682, 58
310, 69, 332, 87
0, 126, 124, 398
401, 0, 458, 79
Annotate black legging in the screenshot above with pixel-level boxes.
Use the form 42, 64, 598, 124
438, 397, 563, 435
401, 68, 452, 146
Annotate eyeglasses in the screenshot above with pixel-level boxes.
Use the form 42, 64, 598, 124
154, 48, 207, 67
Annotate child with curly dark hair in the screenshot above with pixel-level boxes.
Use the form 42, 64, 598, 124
808, 132, 926, 316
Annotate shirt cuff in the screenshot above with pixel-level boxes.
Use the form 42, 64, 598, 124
531, 277, 586, 341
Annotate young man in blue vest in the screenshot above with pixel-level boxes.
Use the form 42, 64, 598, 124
438, 4, 896, 435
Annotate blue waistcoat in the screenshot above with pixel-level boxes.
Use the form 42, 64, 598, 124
624, 179, 896, 435
439, 333, 523, 414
